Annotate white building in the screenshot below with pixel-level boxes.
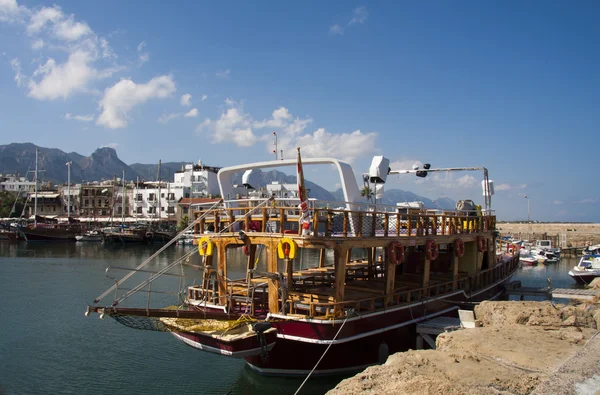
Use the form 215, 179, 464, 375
0, 174, 35, 196
172, 162, 220, 198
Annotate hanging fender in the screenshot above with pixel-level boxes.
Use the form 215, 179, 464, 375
425, 239, 439, 261
388, 241, 405, 264
454, 239, 465, 258
243, 244, 251, 256
477, 236, 487, 252
277, 237, 298, 260
198, 236, 214, 256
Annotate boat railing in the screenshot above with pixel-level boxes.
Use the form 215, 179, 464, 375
194, 202, 496, 237
284, 257, 517, 319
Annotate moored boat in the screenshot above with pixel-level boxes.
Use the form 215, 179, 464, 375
76, 230, 103, 242
569, 255, 600, 284
86, 151, 518, 376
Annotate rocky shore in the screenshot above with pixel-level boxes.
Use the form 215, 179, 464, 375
328, 301, 600, 394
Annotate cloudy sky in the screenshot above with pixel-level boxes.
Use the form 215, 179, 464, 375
1, 0, 599, 221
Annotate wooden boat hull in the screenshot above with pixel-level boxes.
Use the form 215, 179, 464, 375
171, 329, 277, 358
18, 227, 79, 241
243, 273, 513, 376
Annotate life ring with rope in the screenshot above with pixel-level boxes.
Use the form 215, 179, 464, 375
388, 241, 405, 265
277, 237, 298, 260
477, 236, 487, 252
454, 239, 465, 258
425, 239, 439, 261
198, 236, 214, 256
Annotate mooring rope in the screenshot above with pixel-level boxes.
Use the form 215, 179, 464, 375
294, 312, 352, 395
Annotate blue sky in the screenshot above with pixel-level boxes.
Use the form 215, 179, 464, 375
1, 1, 599, 222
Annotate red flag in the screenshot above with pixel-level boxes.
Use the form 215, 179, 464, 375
297, 147, 311, 234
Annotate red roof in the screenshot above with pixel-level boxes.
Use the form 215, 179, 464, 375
178, 198, 221, 205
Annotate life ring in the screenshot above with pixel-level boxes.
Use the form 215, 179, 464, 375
454, 239, 465, 258
425, 239, 439, 260
242, 244, 250, 256
388, 241, 405, 264
277, 237, 298, 259
477, 236, 487, 252
198, 236, 214, 256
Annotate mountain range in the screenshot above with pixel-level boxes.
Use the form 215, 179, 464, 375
0, 143, 456, 209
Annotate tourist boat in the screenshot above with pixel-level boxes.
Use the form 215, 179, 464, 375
86, 151, 519, 376
568, 255, 600, 284
100, 227, 149, 244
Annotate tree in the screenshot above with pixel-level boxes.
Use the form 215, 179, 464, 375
0, 192, 25, 218
360, 186, 374, 203
178, 215, 189, 231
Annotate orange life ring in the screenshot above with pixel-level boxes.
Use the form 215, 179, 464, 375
477, 236, 487, 252
425, 239, 439, 260
388, 241, 405, 264
454, 239, 465, 257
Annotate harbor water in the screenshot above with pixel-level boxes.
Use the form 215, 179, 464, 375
0, 242, 586, 394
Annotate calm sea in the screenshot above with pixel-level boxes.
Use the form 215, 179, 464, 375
0, 242, 584, 395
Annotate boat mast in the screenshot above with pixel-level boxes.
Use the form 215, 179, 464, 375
122, 169, 125, 226
66, 161, 72, 219
157, 160, 161, 223
34, 148, 38, 227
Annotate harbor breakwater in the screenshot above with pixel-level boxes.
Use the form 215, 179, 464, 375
328, 300, 600, 394
497, 223, 600, 247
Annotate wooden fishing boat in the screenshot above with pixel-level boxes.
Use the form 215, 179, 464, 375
87, 150, 519, 376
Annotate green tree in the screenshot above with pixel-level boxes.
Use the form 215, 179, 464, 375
178, 215, 189, 231
360, 186, 374, 203
0, 192, 24, 218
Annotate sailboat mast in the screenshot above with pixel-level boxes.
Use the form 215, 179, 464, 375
122, 169, 125, 226
157, 160, 161, 222
66, 161, 71, 219
34, 148, 38, 227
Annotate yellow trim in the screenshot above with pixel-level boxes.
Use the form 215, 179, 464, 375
198, 236, 214, 256
277, 237, 298, 259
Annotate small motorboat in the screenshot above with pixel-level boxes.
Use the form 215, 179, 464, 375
519, 253, 538, 266
569, 255, 600, 284
76, 230, 103, 242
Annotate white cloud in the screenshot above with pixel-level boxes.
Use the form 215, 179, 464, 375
198, 102, 373, 161
27, 6, 92, 41
456, 174, 477, 188
180, 93, 192, 106
197, 105, 256, 147
31, 39, 44, 49
65, 112, 94, 122
578, 198, 599, 204
0, 0, 22, 22
494, 183, 528, 192
158, 113, 180, 124
349, 6, 368, 25
28, 50, 97, 100
184, 108, 198, 118
216, 69, 230, 79
102, 142, 118, 149
10, 58, 24, 86
7, 3, 118, 100
137, 41, 149, 65
295, 128, 377, 163
201, 94, 207, 101
329, 24, 344, 35
254, 106, 312, 135
97, 75, 176, 129
553, 200, 563, 205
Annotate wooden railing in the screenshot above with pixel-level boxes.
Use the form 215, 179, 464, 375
284, 257, 517, 319
194, 204, 496, 238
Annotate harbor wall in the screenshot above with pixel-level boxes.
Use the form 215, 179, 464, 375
497, 222, 600, 247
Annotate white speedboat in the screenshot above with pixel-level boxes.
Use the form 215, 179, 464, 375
75, 230, 102, 242
519, 253, 538, 266
569, 255, 600, 284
